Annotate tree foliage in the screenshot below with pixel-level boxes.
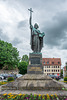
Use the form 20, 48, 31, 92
60, 69, 63, 77
0, 40, 20, 69
22, 55, 29, 64
18, 61, 28, 75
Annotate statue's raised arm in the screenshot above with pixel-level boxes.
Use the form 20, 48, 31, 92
28, 8, 33, 26
28, 8, 33, 50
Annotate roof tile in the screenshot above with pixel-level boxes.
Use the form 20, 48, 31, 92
42, 58, 61, 66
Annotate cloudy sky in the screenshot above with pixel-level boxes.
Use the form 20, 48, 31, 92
0, 0, 67, 68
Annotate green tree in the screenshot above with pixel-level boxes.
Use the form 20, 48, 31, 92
60, 69, 63, 77
0, 40, 20, 69
22, 55, 29, 64
18, 61, 28, 74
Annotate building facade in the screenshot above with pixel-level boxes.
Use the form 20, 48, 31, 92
42, 58, 61, 76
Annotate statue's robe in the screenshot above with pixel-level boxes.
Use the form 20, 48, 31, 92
30, 25, 45, 52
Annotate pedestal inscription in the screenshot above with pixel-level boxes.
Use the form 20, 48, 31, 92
28, 67, 42, 71
27, 53, 43, 74
30, 57, 40, 64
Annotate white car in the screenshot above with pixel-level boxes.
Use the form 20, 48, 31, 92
0, 75, 4, 80
16, 74, 23, 78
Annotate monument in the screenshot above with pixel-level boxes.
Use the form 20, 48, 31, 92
2, 8, 65, 90
27, 8, 45, 74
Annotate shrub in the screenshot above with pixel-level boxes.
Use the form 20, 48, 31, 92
64, 77, 67, 81
18, 61, 28, 75
7, 77, 14, 82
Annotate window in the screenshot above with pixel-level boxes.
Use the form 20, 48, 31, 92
56, 70, 57, 72
52, 70, 53, 72
49, 70, 50, 72
47, 70, 48, 72
58, 70, 59, 72
49, 66, 50, 68
54, 70, 55, 72
52, 66, 53, 68
44, 61, 45, 64
54, 66, 55, 68
45, 70, 46, 72
45, 66, 46, 68
58, 62, 60, 64
58, 66, 59, 68
47, 61, 49, 64
52, 62, 54, 64
56, 66, 57, 68
52, 73, 54, 75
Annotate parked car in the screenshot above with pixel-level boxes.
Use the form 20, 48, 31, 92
0, 74, 9, 79
16, 74, 23, 78
0, 75, 4, 80
48, 75, 55, 79
55, 75, 61, 80
48, 75, 61, 80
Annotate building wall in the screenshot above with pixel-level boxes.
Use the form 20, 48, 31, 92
42, 58, 61, 76
43, 65, 61, 76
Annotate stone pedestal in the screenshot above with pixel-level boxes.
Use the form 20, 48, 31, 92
2, 74, 65, 90
27, 53, 43, 74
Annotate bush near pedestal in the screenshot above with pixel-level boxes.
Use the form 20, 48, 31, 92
18, 61, 28, 75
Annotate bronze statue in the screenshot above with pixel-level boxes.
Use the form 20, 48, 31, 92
28, 8, 45, 53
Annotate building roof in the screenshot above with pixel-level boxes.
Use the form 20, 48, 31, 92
42, 58, 61, 66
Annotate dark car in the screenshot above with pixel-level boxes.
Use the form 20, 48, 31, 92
55, 76, 61, 80
48, 75, 55, 79
1, 74, 17, 80
48, 75, 61, 80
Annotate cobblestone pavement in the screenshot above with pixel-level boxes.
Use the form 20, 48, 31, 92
0, 90, 67, 96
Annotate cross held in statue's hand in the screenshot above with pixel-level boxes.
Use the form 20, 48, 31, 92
28, 8, 33, 18
28, 8, 33, 13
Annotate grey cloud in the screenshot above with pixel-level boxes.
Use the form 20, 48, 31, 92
18, 20, 27, 28
0, 29, 9, 42
17, 0, 66, 13
0, 29, 21, 46
11, 37, 21, 46
42, 11, 67, 49
19, 0, 65, 7
62, 44, 67, 49
2, 0, 6, 1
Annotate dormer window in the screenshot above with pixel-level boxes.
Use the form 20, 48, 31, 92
47, 61, 49, 64
58, 62, 60, 64
52, 62, 54, 64
44, 61, 45, 64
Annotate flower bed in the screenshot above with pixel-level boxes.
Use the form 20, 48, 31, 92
0, 80, 14, 86
0, 93, 67, 100
0, 81, 7, 85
